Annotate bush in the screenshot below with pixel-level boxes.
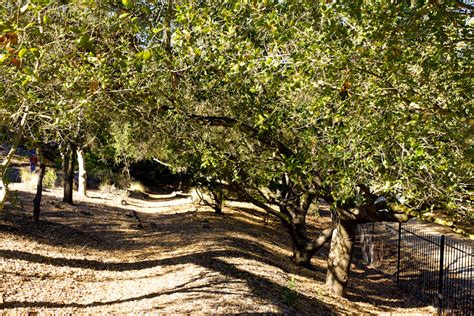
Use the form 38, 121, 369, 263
99, 182, 129, 195
20, 167, 58, 189
129, 181, 147, 193
43, 168, 57, 188
98, 182, 118, 194
19, 167, 37, 189
283, 275, 298, 307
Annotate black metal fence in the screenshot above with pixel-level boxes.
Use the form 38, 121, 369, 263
356, 222, 473, 315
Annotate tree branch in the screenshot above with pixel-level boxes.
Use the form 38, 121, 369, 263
188, 114, 295, 158
357, 67, 467, 120
309, 226, 335, 257
232, 183, 290, 224
455, 0, 474, 12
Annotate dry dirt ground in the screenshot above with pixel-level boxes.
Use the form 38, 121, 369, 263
1, 184, 436, 315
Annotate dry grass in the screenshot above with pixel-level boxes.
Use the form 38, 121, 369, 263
0, 183, 436, 315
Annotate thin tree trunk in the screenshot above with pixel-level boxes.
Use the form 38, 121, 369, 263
234, 183, 333, 267
213, 201, 222, 214
63, 145, 75, 204
211, 189, 223, 214
0, 109, 29, 212
33, 148, 46, 222
279, 203, 331, 267
0, 176, 8, 211
77, 148, 87, 196
326, 219, 356, 296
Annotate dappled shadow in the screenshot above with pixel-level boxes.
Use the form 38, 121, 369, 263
3, 191, 305, 256
227, 204, 271, 219
0, 241, 324, 281
1, 188, 432, 313
345, 262, 425, 310
3, 275, 241, 309
1, 248, 337, 314
2, 191, 199, 251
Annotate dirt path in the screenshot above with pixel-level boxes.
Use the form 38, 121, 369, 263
404, 219, 474, 244
1, 184, 436, 314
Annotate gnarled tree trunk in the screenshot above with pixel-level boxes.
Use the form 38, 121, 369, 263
63, 145, 76, 204
77, 148, 87, 196
321, 196, 412, 297
326, 219, 356, 296
33, 148, 46, 222
286, 217, 334, 267
238, 182, 333, 268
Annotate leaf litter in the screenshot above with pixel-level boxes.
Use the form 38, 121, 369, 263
0, 184, 436, 315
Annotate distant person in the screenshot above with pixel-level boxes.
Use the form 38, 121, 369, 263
29, 154, 38, 172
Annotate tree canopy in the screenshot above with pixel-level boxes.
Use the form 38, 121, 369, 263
1, 0, 472, 297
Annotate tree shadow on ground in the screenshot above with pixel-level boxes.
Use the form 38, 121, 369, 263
0, 211, 325, 281
0, 247, 340, 314
1, 189, 432, 313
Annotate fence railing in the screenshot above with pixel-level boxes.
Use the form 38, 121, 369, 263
356, 222, 473, 315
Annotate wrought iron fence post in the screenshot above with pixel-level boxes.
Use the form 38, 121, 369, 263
397, 222, 401, 285
438, 235, 445, 313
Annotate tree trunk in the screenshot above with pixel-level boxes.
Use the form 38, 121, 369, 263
214, 203, 222, 214
326, 219, 356, 296
288, 217, 313, 267
0, 175, 8, 212
286, 213, 334, 267
0, 108, 29, 212
1, 147, 17, 211
77, 148, 87, 196
63, 146, 75, 204
33, 149, 46, 222
212, 189, 223, 214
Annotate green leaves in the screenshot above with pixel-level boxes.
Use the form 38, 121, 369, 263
0, 54, 9, 63
43, 15, 51, 25
1, 1, 470, 220
22, 67, 33, 75
18, 48, 40, 59
136, 50, 152, 61
122, 0, 133, 8
119, 12, 131, 20
76, 34, 94, 51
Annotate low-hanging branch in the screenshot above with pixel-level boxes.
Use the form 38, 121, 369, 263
231, 183, 291, 224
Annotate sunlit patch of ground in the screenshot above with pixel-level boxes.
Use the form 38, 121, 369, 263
1, 183, 436, 314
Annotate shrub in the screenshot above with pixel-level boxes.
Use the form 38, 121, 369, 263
129, 181, 147, 193
19, 167, 37, 189
43, 168, 57, 188
99, 182, 117, 194
283, 275, 298, 307
20, 167, 57, 189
